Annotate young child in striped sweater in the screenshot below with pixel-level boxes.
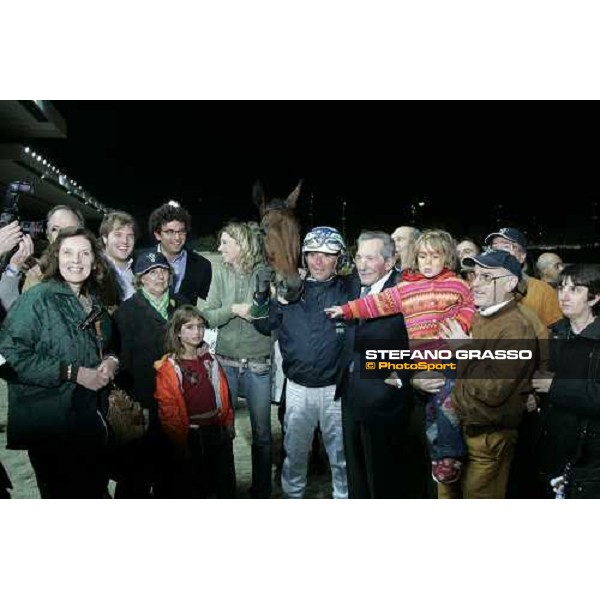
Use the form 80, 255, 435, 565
326, 230, 475, 484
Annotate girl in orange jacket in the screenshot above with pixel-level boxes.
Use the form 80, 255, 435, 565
154, 305, 235, 498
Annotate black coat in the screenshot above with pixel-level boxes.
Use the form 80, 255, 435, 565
255, 276, 354, 388
338, 271, 413, 424
538, 317, 600, 497
179, 250, 212, 305
113, 292, 186, 412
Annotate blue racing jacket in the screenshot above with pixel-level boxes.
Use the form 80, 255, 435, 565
254, 277, 353, 388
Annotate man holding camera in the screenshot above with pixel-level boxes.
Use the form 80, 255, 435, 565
0, 220, 35, 497
0, 221, 35, 314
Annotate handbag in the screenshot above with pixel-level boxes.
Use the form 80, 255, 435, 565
106, 385, 149, 445
94, 321, 149, 445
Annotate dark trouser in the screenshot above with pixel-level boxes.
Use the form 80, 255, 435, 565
407, 399, 436, 499
28, 445, 109, 499
342, 403, 415, 499
111, 406, 177, 499
170, 426, 236, 498
506, 410, 545, 499
112, 431, 160, 499
188, 426, 236, 498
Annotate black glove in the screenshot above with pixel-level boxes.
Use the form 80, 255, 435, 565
254, 266, 273, 306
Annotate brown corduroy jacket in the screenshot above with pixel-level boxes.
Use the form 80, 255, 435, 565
452, 299, 539, 430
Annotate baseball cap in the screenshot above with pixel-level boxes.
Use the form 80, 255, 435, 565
484, 227, 527, 249
463, 249, 522, 278
133, 250, 171, 276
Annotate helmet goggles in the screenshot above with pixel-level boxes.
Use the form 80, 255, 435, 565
302, 226, 346, 255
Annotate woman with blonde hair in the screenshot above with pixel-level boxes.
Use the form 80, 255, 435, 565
202, 221, 273, 497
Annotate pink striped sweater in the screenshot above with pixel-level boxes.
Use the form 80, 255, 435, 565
341, 269, 474, 339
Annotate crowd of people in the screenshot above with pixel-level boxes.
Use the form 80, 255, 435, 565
0, 197, 598, 500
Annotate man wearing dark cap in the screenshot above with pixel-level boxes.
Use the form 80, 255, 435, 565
423, 249, 539, 498
485, 228, 556, 498
485, 227, 562, 327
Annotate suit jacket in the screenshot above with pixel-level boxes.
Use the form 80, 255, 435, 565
179, 250, 212, 305
339, 270, 413, 424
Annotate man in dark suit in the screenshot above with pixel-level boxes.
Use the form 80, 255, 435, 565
338, 231, 427, 498
147, 201, 212, 305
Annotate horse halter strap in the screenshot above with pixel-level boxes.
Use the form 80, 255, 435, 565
262, 198, 289, 213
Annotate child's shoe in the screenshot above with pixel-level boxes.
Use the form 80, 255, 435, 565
432, 458, 463, 484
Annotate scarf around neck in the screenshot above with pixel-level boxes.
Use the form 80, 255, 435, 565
141, 287, 170, 320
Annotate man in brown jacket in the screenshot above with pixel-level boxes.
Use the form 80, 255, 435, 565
435, 249, 539, 498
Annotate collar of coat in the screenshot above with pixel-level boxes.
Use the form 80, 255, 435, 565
552, 316, 600, 341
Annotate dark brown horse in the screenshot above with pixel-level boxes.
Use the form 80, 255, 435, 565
253, 180, 303, 303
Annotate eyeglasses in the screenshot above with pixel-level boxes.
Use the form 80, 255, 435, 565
161, 229, 187, 238
472, 272, 514, 284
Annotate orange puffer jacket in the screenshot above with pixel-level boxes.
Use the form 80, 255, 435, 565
154, 347, 233, 447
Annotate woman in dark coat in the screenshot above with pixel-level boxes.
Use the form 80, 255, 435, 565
0, 227, 117, 499
533, 263, 600, 498
112, 250, 185, 498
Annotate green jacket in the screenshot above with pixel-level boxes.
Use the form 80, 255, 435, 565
200, 263, 270, 361
0, 280, 112, 449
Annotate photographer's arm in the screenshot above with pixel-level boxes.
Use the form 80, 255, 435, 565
9, 234, 34, 272
0, 235, 35, 311
0, 269, 21, 312
0, 221, 22, 256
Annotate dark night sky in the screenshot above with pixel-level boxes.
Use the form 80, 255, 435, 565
33, 101, 600, 248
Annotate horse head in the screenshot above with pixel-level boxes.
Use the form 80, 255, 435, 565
253, 180, 304, 303
253, 179, 302, 217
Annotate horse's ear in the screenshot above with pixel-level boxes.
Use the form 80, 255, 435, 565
253, 180, 266, 211
286, 179, 303, 209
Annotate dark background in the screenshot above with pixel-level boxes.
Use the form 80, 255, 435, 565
33, 101, 600, 253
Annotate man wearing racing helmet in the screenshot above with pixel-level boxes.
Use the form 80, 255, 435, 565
254, 226, 352, 498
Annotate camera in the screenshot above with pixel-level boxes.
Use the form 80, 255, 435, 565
0, 181, 46, 238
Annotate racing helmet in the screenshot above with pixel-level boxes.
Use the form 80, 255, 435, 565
301, 226, 346, 255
